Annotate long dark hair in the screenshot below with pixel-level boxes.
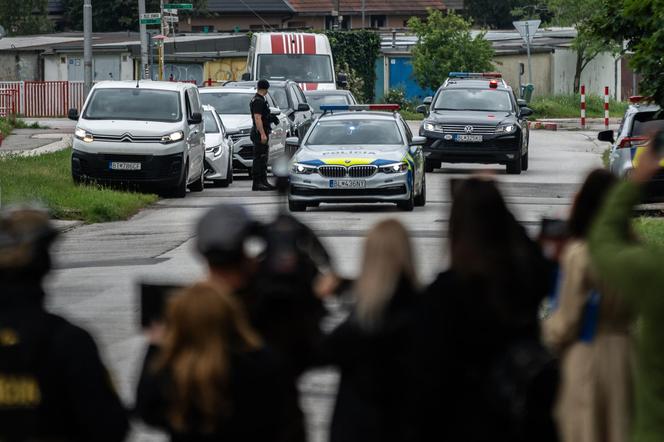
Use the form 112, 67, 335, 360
568, 169, 617, 239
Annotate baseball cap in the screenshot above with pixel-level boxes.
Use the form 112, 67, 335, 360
257, 79, 270, 90
195, 204, 258, 266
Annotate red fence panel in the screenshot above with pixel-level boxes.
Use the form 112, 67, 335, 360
69, 81, 87, 111
0, 82, 23, 115
0, 88, 19, 117
23, 81, 69, 117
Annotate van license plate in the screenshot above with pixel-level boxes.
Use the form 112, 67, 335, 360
330, 179, 366, 189
109, 161, 141, 171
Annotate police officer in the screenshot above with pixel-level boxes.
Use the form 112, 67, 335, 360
250, 79, 279, 191
0, 207, 129, 442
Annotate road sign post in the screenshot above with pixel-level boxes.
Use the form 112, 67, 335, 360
513, 20, 541, 87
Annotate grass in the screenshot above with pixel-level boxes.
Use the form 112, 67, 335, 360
602, 148, 611, 168
400, 109, 425, 121
0, 148, 158, 223
0, 116, 48, 137
530, 94, 629, 120
635, 218, 664, 246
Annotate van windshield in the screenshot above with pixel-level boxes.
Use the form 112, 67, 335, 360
257, 54, 334, 83
83, 89, 181, 122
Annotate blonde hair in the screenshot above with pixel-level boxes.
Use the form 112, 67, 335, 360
154, 281, 261, 433
353, 219, 417, 330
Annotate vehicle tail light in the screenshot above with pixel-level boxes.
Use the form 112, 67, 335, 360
617, 136, 648, 148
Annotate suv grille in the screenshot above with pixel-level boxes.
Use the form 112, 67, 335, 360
318, 165, 347, 178
441, 124, 496, 135
348, 165, 377, 178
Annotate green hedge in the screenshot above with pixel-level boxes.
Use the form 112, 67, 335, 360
325, 30, 381, 102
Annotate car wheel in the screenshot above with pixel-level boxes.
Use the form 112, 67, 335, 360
189, 164, 205, 192
521, 151, 529, 171
414, 173, 426, 207
288, 200, 307, 212
72, 174, 83, 185
398, 180, 415, 211
228, 157, 234, 184
218, 159, 233, 188
168, 162, 188, 198
506, 150, 522, 175
425, 159, 438, 173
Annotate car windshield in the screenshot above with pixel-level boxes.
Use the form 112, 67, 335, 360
201, 92, 253, 115
306, 94, 352, 113
631, 111, 664, 136
83, 89, 181, 122
433, 89, 513, 112
203, 111, 219, 133
307, 119, 403, 146
257, 54, 334, 83
269, 88, 289, 110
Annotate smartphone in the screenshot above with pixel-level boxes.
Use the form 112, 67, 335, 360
539, 218, 568, 240
139, 283, 183, 328
653, 129, 664, 157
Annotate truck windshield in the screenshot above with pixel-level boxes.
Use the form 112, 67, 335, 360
307, 120, 403, 146
434, 89, 513, 112
257, 54, 334, 83
84, 89, 181, 122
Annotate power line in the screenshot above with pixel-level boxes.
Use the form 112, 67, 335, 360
236, 0, 276, 31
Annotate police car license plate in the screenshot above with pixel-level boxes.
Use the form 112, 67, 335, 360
109, 161, 141, 171
455, 134, 483, 142
330, 179, 366, 189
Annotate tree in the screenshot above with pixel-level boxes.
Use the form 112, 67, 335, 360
590, 0, 664, 107
0, 0, 53, 35
325, 30, 381, 102
465, 0, 530, 29
407, 11, 494, 92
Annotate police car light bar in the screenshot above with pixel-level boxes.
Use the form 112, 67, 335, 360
448, 72, 503, 79
319, 104, 401, 112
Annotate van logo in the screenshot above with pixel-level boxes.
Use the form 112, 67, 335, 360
120, 133, 133, 142
464, 126, 474, 134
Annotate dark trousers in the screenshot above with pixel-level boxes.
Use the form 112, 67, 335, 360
252, 141, 269, 185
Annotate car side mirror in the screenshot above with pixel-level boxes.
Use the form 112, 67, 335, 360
286, 136, 300, 148
519, 107, 533, 117
411, 136, 427, 146
270, 107, 281, 116
68, 108, 79, 121
297, 103, 311, 112
336, 72, 348, 88
597, 130, 615, 143
517, 99, 528, 107
416, 104, 428, 115
241, 72, 251, 81
423, 96, 433, 105
188, 112, 202, 124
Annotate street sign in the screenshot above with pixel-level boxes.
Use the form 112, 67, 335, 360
165, 16, 179, 23
164, 8, 178, 14
140, 12, 161, 19
140, 18, 161, 25
513, 20, 541, 44
165, 3, 192, 9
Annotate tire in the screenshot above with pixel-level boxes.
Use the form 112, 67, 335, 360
425, 159, 438, 173
72, 174, 83, 185
414, 173, 426, 207
521, 151, 529, 171
189, 163, 205, 192
218, 158, 233, 188
398, 180, 415, 211
168, 163, 188, 198
506, 151, 522, 175
288, 200, 307, 212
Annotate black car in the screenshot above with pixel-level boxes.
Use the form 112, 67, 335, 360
223, 80, 315, 141
417, 73, 533, 175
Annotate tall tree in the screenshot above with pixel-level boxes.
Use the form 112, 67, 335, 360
407, 10, 494, 92
0, 0, 53, 35
465, 0, 530, 29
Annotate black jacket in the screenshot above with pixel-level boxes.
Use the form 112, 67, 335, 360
318, 279, 418, 442
135, 345, 296, 442
0, 283, 129, 442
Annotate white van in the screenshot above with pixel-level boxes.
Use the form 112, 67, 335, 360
243, 32, 347, 91
68, 81, 206, 198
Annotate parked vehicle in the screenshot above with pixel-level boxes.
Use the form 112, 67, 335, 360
242, 32, 347, 91
305, 90, 358, 116
202, 105, 233, 187
199, 86, 289, 174
417, 72, 533, 175
69, 80, 205, 198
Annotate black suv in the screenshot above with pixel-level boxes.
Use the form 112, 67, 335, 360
417, 73, 533, 175
224, 80, 315, 142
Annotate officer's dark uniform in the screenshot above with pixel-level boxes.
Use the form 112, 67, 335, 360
250, 91, 272, 189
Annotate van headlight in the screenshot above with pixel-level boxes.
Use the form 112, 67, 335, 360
495, 124, 516, 134
206, 145, 223, 157
291, 163, 317, 175
161, 131, 184, 143
380, 162, 409, 173
74, 128, 94, 143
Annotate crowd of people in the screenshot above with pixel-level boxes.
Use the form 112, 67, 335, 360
2, 140, 664, 442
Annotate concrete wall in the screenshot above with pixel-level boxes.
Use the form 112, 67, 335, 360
552, 48, 621, 100
0, 52, 40, 81
493, 52, 554, 96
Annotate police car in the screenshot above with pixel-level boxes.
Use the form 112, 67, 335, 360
417, 72, 533, 175
286, 104, 426, 212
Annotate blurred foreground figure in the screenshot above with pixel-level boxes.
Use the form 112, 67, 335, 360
0, 207, 129, 442
413, 177, 558, 442
317, 219, 419, 442
136, 282, 292, 442
543, 169, 633, 442
589, 140, 664, 441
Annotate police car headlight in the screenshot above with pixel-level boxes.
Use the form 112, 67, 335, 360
496, 124, 516, 134
206, 145, 223, 157
380, 162, 409, 174
75, 128, 93, 143
161, 131, 184, 143
292, 163, 317, 175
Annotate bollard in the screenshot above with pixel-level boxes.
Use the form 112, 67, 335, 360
580, 85, 586, 128
604, 86, 610, 129
207, 77, 212, 87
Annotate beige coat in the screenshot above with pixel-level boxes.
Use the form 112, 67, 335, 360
542, 240, 633, 442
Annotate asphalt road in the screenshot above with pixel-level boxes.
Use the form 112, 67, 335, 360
45, 129, 604, 442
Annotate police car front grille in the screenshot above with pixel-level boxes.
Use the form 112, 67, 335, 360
441, 124, 496, 135
348, 165, 377, 178
318, 165, 347, 178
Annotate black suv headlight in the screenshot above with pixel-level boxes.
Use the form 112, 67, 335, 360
495, 124, 517, 135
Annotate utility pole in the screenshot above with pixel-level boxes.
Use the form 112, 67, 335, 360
525, 22, 532, 86
361, 0, 365, 28
159, 0, 164, 80
138, 0, 149, 79
336, 0, 341, 29
83, 0, 92, 96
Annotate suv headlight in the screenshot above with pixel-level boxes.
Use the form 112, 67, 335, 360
380, 162, 409, 174
495, 124, 516, 134
161, 131, 184, 143
291, 163, 317, 175
74, 128, 93, 143
423, 121, 437, 132
206, 145, 223, 157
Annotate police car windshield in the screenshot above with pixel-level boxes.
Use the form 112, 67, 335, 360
257, 54, 334, 83
201, 92, 253, 115
84, 89, 181, 122
307, 120, 403, 146
434, 89, 513, 112
203, 111, 220, 133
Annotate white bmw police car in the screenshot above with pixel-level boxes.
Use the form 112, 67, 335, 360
286, 104, 427, 212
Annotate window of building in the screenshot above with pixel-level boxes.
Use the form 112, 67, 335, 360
191, 25, 215, 33
370, 15, 386, 28
325, 15, 350, 30
287, 21, 306, 28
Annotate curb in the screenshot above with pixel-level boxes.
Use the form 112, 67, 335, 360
529, 121, 559, 131
51, 219, 84, 233
1, 135, 72, 157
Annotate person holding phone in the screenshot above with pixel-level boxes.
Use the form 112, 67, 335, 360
589, 130, 664, 441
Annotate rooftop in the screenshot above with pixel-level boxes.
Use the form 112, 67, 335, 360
287, 0, 446, 14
